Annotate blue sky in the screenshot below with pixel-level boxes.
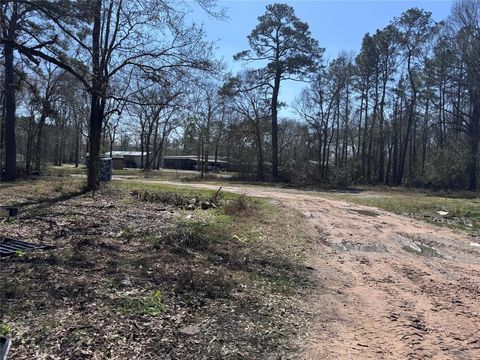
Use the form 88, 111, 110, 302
195, 0, 454, 116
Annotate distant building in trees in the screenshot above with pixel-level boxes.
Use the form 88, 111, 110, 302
163, 155, 230, 171
105, 151, 148, 169
102, 152, 232, 171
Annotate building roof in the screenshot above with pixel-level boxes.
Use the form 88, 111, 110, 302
104, 151, 148, 159
164, 155, 230, 164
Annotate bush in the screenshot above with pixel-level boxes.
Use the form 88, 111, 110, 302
223, 194, 258, 216
426, 142, 469, 189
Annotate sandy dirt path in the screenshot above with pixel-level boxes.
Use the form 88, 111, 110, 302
119, 179, 480, 359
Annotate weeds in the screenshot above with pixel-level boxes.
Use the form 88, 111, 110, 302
118, 227, 135, 240
131, 190, 194, 207
117, 290, 165, 316
156, 222, 210, 249
224, 194, 258, 216
323, 190, 480, 234
53, 184, 65, 193
0, 323, 11, 336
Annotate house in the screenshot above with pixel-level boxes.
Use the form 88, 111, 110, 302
105, 151, 148, 169
163, 155, 231, 171
99, 151, 232, 171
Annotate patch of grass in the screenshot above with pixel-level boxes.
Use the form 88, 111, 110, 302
118, 226, 135, 240
53, 184, 65, 193
3, 217, 18, 225
323, 190, 480, 233
155, 216, 233, 251
116, 290, 165, 316
122, 181, 237, 202
0, 323, 11, 336
14, 249, 26, 257
29, 323, 57, 348
157, 222, 209, 249
65, 211, 79, 221
131, 189, 197, 207
61, 326, 91, 348
224, 194, 258, 216
250, 272, 298, 295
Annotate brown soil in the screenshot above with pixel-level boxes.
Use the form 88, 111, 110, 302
144, 180, 480, 359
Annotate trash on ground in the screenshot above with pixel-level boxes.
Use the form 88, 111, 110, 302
0, 237, 52, 257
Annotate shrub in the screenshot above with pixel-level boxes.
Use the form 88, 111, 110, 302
224, 194, 257, 216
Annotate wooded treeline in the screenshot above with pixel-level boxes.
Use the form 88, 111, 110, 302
2, 0, 480, 190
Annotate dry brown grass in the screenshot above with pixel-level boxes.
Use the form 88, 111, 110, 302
0, 179, 312, 359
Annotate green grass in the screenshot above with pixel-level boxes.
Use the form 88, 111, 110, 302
116, 290, 165, 316
46, 164, 234, 182
0, 323, 11, 336
119, 180, 239, 202
322, 189, 480, 233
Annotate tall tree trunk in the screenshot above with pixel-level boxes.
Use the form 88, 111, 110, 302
392, 101, 400, 185
361, 87, 369, 176
255, 122, 264, 181
86, 0, 103, 190
75, 124, 80, 168
0, 91, 4, 173
343, 84, 350, 165
357, 95, 364, 158
386, 140, 393, 186
421, 98, 429, 176
321, 125, 328, 179
34, 108, 48, 172
3, 42, 16, 181
156, 138, 165, 170
378, 79, 387, 183
54, 124, 60, 166
468, 93, 480, 191
317, 128, 322, 179
200, 137, 204, 179
25, 110, 35, 174
144, 127, 152, 170
271, 70, 281, 179
334, 98, 340, 167
397, 55, 417, 186
87, 94, 103, 189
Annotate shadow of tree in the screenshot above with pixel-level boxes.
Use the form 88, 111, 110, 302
13, 188, 91, 214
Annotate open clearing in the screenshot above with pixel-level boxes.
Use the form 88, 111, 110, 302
2, 177, 480, 359
125, 179, 480, 359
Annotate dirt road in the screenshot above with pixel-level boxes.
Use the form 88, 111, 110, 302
121, 179, 480, 359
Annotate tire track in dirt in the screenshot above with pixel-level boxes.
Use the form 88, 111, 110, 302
118, 179, 480, 359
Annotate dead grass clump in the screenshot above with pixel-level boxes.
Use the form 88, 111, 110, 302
224, 194, 258, 216
155, 222, 208, 250
131, 190, 193, 207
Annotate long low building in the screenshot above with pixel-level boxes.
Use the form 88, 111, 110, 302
107, 151, 148, 169
103, 151, 232, 171
163, 155, 230, 171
